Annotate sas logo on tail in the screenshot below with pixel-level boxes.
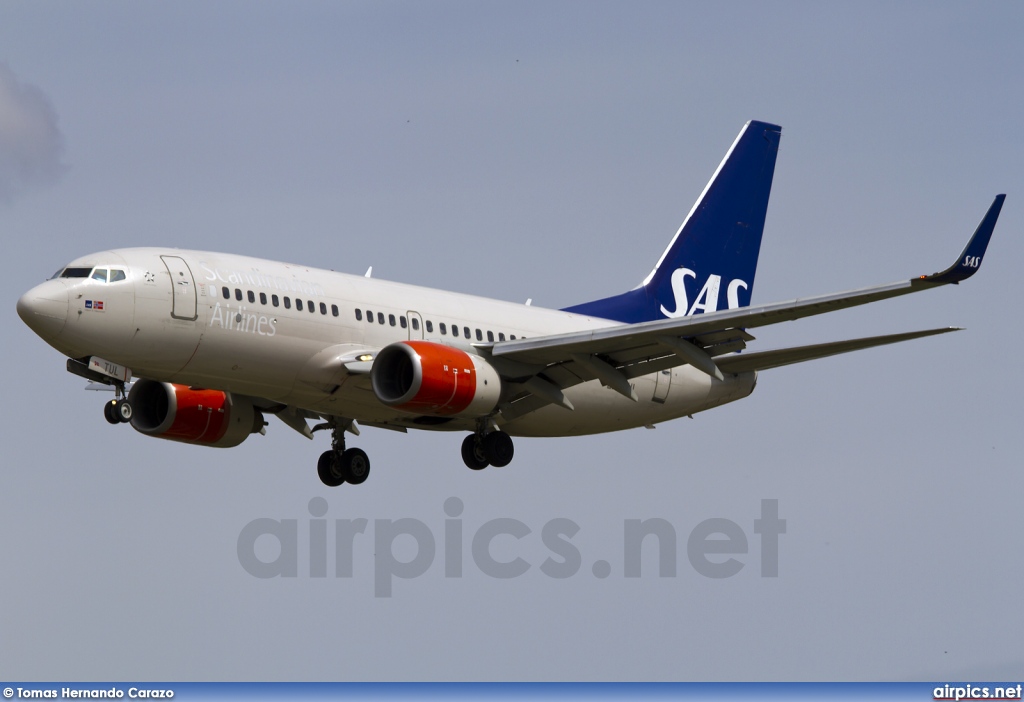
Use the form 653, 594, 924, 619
659, 268, 748, 318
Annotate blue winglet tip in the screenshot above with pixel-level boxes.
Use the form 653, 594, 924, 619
922, 194, 1005, 285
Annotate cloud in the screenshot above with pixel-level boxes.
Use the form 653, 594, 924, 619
0, 62, 66, 202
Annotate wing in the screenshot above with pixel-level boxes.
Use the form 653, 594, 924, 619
487, 195, 1003, 415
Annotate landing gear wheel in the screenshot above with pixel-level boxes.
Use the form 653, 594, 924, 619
317, 450, 345, 487
104, 400, 119, 425
461, 434, 489, 470
482, 431, 514, 467
117, 400, 133, 423
341, 448, 370, 485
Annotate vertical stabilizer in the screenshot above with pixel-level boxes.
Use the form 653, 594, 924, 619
563, 120, 782, 323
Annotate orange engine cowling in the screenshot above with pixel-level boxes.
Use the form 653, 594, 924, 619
371, 341, 502, 418
127, 379, 264, 448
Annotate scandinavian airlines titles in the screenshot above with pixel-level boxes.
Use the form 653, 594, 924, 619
198, 262, 326, 298
209, 303, 277, 337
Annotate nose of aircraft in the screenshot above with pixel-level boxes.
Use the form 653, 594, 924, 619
17, 281, 69, 340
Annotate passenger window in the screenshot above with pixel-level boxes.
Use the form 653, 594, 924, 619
498, 333, 505, 341
464, 326, 471, 338
247, 290, 255, 303
92, 269, 108, 283
400, 316, 407, 329
440, 323, 447, 335
222, 287, 230, 300
355, 309, 362, 321
452, 325, 459, 338
510, 335, 516, 340
367, 310, 374, 323
331, 304, 339, 317
296, 299, 304, 311
425, 320, 432, 333
109, 269, 126, 282
260, 292, 267, 305
378, 312, 385, 325
389, 314, 396, 327
487, 331, 494, 342
284, 297, 291, 309
272, 295, 280, 307
412, 318, 421, 331
235, 289, 243, 301
309, 302, 316, 314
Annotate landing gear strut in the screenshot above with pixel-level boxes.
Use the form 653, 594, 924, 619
316, 423, 371, 487
461, 428, 515, 470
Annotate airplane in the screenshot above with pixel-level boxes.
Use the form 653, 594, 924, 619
16, 120, 1005, 487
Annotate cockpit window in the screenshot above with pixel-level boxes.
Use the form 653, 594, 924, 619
109, 269, 126, 282
92, 268, 109, 282
60, 267, 92, 279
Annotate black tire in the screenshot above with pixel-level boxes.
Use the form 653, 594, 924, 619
461, 434, 489, 470
117, 400, 133, 423
341, 448, 370, 485
317, 450, 345, 487
482, 431, 514, 467
104, 400, 119, 425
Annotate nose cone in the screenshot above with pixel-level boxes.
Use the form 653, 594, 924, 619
17, 281, 69, 340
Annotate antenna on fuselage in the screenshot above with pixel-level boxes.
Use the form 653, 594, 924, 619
365, 266, 373, 278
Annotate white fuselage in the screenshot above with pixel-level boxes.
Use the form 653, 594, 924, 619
19, 248, 756, 437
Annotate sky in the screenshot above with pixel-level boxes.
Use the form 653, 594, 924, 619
2, 1, 1023, 682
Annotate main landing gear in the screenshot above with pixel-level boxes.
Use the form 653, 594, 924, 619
103, 382, 133, 425
461, 430, 515, 471
317, 423, 370, 487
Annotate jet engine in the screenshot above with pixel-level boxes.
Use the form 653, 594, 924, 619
127, 379, 265, 448
371, 341, 502, 417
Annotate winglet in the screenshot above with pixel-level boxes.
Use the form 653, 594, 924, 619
922, 195, 1005, 285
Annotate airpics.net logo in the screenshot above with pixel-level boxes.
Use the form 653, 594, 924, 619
236, 498, 786, 597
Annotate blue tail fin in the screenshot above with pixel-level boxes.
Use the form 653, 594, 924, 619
562, 120, 782, 323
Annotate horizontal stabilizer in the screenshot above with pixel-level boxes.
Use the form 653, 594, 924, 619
715, 328, 959, 374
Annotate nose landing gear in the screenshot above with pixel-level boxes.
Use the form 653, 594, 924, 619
103, 398, 133, 424
102, 380, 133, 425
